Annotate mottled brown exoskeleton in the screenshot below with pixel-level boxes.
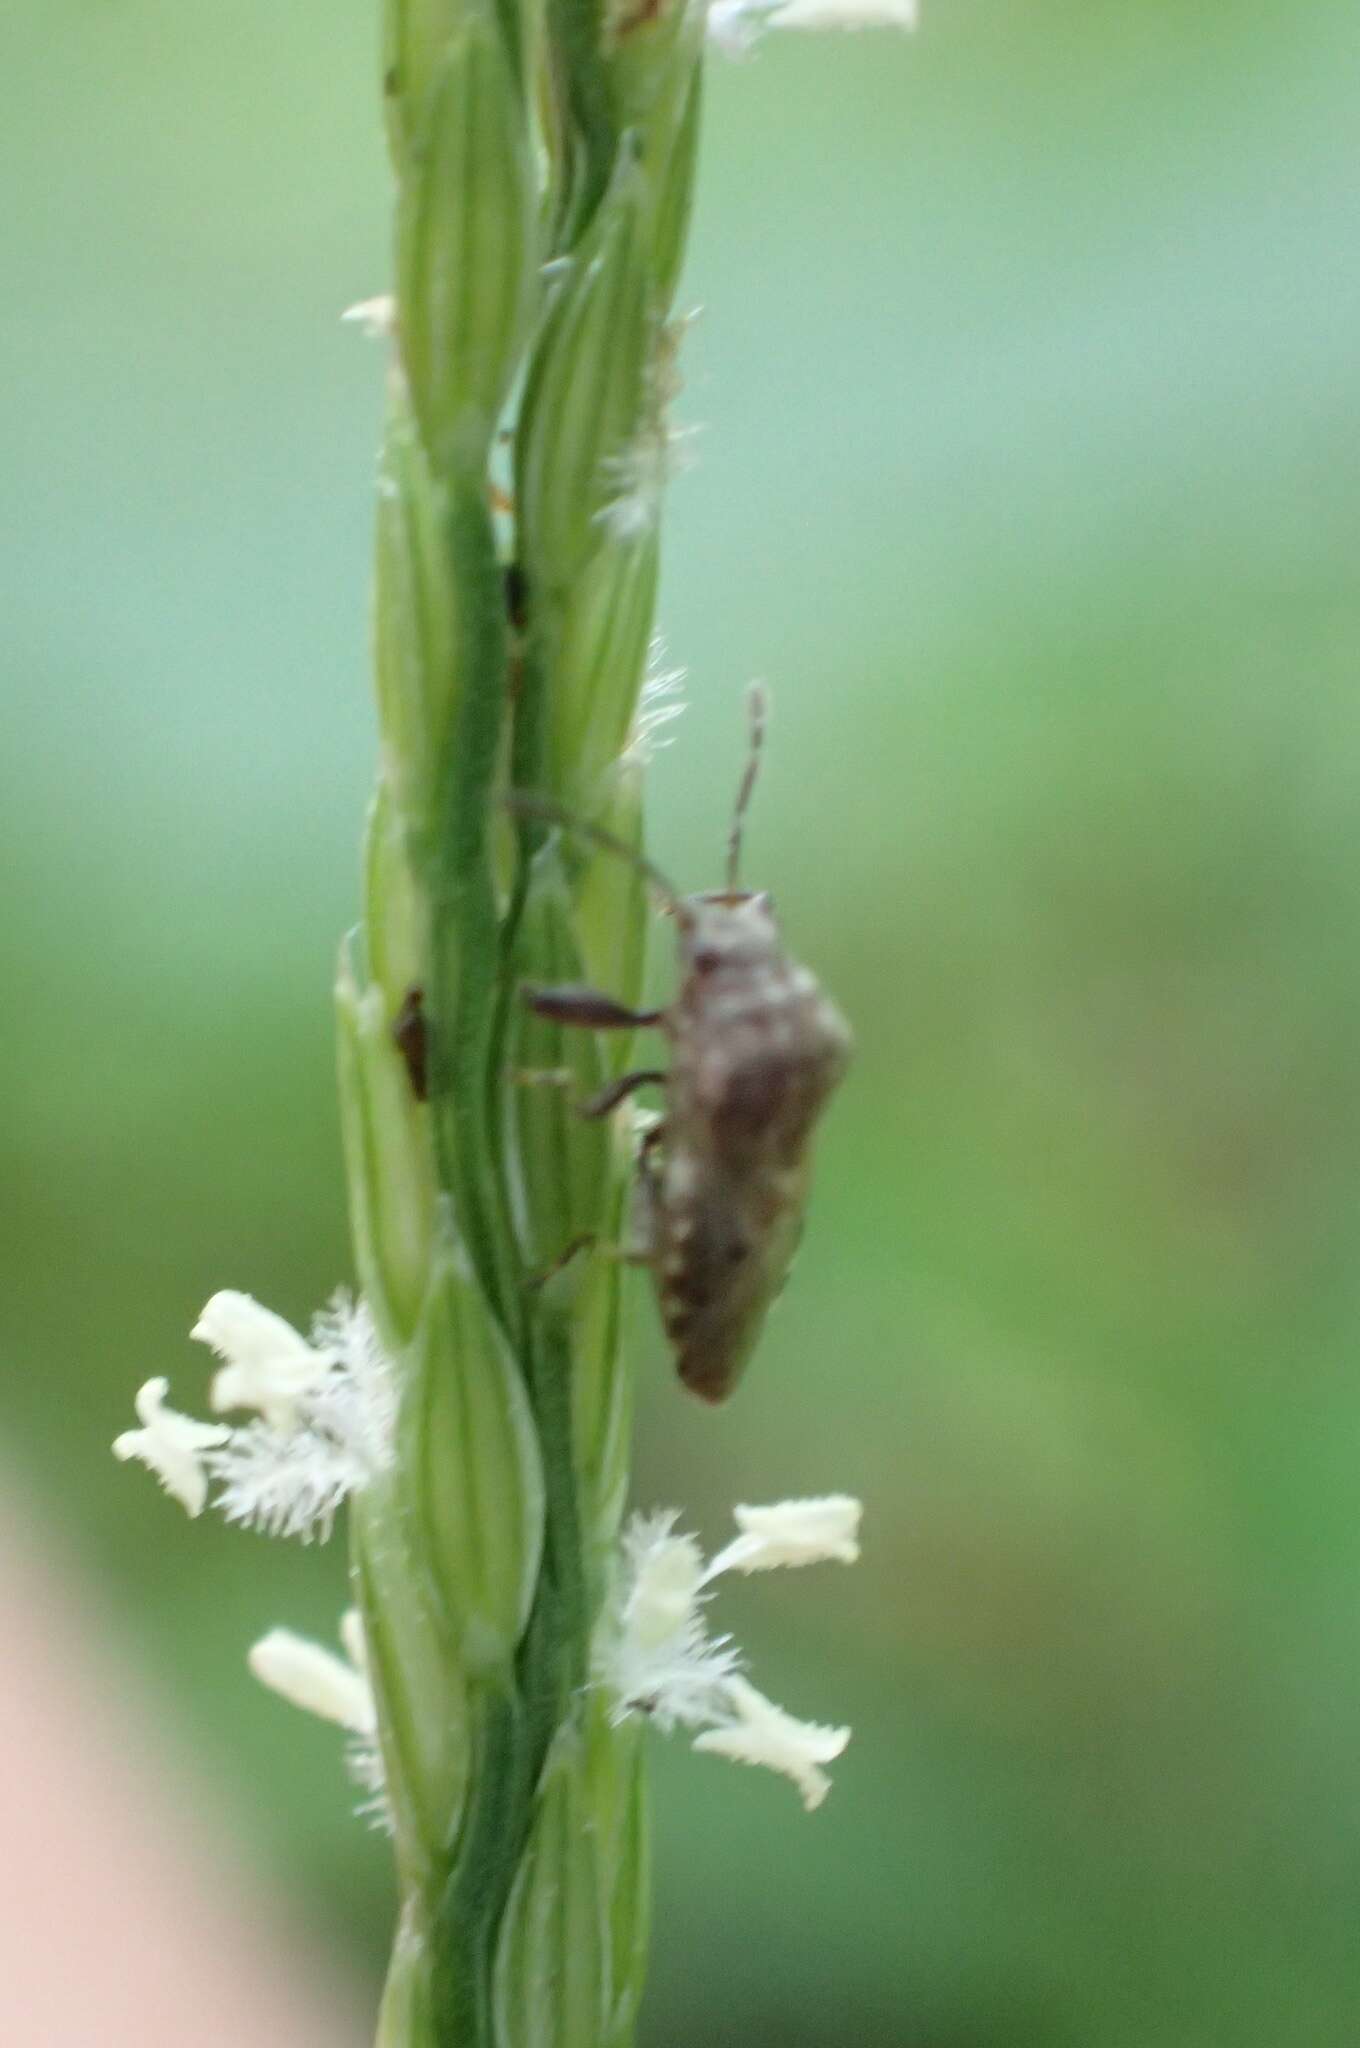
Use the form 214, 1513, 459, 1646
520, 690, 852, 1402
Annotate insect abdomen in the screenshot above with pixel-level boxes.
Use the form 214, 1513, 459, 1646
659, 1157, 807, 1402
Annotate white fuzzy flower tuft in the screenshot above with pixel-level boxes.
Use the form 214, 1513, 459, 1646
706, 0, 775, 52
193, 1290, 334, 1430
249, 1624, 376, 1733
112, 1379, 229, 1517
114, 1291, 395, 1543
693, 1677, 850, 1812
597, 315, 698, 541
704, 1495, 862, 1579
772, 0, 916, 26
250, 1612, 391, 1832
206, 1295, 396, 1542
623, 639, 687, 768
708, 0, 915, 54
341, 294, 396, 339
597, 424, 698, 541
599, 1497, 861, 1806
600, 1514, 740, 1731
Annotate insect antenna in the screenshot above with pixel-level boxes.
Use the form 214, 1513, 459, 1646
725, 682, 768, 892
504, 792, 688, 918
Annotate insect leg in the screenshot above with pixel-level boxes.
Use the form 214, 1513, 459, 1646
526, 1232, 597, 1291
576, 1069, 667, 1119
527, 1122, 666, 1281
522, 983, 664, 1030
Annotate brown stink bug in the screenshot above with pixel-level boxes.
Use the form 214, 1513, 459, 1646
518, 689, 852, 1403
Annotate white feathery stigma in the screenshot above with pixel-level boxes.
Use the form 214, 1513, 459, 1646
597, 426, 698, 541
692, 1678, 850, 1812
597, 314, 698, 541
207, 1295, 395, 1541
111, 1379, 228, 1518
341, 294, 396, 339
249, 1623, 376, 1734
708, 0, 916, 55
113, 1290, 396, 1543
193, 1289, 334, 1430
704, 1494, 862, 1578
250, 1612, 391, 1833
599, 1496, 862, 1806
624, 638, 687, 767
601, 1513, 740, 1732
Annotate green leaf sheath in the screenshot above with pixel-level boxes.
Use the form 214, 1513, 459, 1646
339, 0, 704, 2044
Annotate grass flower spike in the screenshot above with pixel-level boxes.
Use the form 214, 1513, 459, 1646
113, 0, 887, 2032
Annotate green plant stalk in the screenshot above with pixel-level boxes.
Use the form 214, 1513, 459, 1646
338, 0, 704, 2042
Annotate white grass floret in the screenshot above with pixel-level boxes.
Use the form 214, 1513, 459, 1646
114, 1291, 396, 1543
704, 1495, 862, 1578
692, 1677, 850, 1812
249, 1625, 376, 1734
111, 1379, 229, 1517
250, 1612, 391, 1832
771, 0, 917, 27
708, 0, 916, 54
623, 639, 687, 767
597, 314, 698, 540
599, 1498, 862, 1806
597, 423, 699, 541
206, 1296, 396, 1542
341, 294, 396, 338
193, 1289, 334, 1430
600, 1514, 740, 1732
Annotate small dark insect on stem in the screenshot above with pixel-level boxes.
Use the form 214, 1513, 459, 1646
503, 561, 529, 634
504, 562, 530, 712
393, 985, 429, 1101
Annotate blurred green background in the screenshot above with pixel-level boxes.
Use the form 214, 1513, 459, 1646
6, 2, 1360, 2042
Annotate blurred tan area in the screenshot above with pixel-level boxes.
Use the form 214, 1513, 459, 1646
5, 2, 1360, 2044
0, 1476, 364, 2045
